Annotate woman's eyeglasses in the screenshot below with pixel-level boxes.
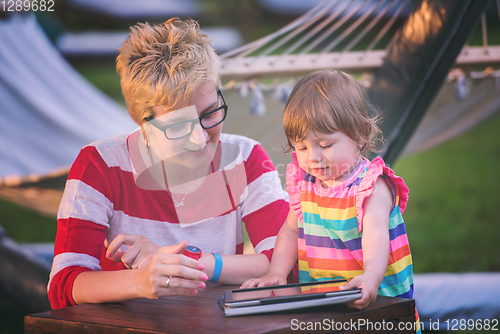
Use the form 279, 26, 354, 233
145, 90, 227, 140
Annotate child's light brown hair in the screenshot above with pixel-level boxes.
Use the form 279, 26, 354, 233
283, 69, 382, 156
116, 18, 220, 125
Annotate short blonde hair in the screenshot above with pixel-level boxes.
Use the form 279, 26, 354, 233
116, 18, 221, 124
283, 69, 382, 156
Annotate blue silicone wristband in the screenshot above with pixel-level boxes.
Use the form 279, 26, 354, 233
209, 253, 222, 283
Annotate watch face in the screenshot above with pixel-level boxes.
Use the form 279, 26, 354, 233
183, 245, 202, 260
185, 246, 201, 254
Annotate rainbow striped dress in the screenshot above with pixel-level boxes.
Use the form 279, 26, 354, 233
286, 154, 420, 332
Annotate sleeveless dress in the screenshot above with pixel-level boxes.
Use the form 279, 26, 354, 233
286, 154, 421, 333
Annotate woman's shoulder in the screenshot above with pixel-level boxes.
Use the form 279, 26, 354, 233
88, 133, 129, 149
220, 133, 264, 161
220, 133, 259, 147
78, 133, 131, 169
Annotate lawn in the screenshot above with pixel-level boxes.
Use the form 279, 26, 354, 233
393, 113, 500, 274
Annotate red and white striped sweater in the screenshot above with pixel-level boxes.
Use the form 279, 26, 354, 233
48, 132, 289, 309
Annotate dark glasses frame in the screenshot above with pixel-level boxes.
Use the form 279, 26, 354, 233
145, 90, 227, 140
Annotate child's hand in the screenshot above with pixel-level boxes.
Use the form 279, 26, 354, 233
240, 272, 287, 289
106, 233, 161, 269
339, 273, 380, 310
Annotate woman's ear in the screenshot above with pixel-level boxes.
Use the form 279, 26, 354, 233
141, 125, 150, 149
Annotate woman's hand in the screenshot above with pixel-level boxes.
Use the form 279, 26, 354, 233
339, 273, 380, 310
240, 271, 287, 289
136, 240, 209, 298
106, 233, 161, 269
72, 240, 208, 304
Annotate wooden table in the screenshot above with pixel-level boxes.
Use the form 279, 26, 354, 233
25, 283, 416, 333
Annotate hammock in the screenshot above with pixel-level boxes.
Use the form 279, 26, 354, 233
219, 0, 500, 165
0, 14, 137, 187
220, 0, 413, 80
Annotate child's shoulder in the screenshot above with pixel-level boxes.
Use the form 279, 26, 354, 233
286, 152, 305, 180
359, 156, 409, 213
361, 156, 387, 178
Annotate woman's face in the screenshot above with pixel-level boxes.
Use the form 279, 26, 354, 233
144, 82, 223, 171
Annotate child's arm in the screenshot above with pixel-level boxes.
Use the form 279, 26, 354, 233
240, 208, 298, 288
340, 176, 392, 309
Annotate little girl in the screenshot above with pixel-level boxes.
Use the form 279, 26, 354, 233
242, 69, 420, 332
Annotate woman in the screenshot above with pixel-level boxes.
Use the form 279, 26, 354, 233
48, 18, 289, 309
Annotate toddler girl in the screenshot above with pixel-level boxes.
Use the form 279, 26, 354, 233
242, 69, 420, 332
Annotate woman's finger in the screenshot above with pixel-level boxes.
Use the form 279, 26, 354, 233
120, 245, 141, 268
107, 250, 126, 262
158, 240, 188, 255
157, 263, 209, 282
158, 252, 204, 271
163, 276, 206, 291
149, 273, 207, 298
136, 254, 153, 269
106, 233, 137, 259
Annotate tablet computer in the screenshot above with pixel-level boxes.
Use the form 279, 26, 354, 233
222, 279, 362, 317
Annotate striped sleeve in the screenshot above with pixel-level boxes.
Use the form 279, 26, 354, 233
237, 139, 289, 261
48, 146, 113, 309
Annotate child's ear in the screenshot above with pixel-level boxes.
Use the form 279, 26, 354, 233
355, 136, 363, 149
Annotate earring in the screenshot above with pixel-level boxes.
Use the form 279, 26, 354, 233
145, 136, 150, 149
359, 144, 363, 150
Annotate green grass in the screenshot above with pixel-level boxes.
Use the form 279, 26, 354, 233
393, 113, 500, 274
0, 201, 55, 334
0, 297, 25, 334
71, 61, 126, 107
0, 198, 56, 242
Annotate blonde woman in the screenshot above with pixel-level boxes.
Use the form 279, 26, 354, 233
48, 18, 290, 309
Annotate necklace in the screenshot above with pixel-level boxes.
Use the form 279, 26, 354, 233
160, 160, 194, 207
145, 143, 195, 207
168, 180, 194, 207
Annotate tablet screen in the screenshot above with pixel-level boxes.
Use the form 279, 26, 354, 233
225, 279, 357, 304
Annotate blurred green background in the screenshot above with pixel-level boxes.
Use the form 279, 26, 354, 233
1, 0, 499, 333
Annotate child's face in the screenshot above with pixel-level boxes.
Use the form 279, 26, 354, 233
293, 129, 361, 187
